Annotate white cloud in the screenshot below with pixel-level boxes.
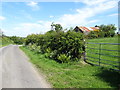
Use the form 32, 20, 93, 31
81, 0, 108, 6
74, 0, 118, 6
108, 13, 118, 16
12, 21, 52, 36
27, 1, 38, 7
49, 15, 54, 18
26, 1, 39, 11
55, 0, 118, 28
0, 16, 6, 20
88, 20, 99, 24
37, 20, 44, 23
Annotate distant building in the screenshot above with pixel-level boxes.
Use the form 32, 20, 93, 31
74, 26, 99, 35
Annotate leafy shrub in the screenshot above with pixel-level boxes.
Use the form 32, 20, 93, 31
98, 31, 105, 37
25, 34, 38, 45
9, 36, 24, 45
25, 29, 85, 63
85, 24, 116, 39
57, 54, 71, 63
87, 31, 98, 39
110, 30, 115, 37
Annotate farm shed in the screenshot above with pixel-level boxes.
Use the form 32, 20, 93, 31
74, 26, 99, 35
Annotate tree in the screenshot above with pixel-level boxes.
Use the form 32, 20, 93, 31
25, 34, 38, 45
45, 30, 55, 34
51, 22, 63, 32
99, 24, 116, 37
95, 25, 99, 27
9, 36, 24, 45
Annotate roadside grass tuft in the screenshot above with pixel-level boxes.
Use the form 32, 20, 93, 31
20, 46, 120, 88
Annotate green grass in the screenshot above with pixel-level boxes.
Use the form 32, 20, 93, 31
87, 35, 119, 43
20, 46, 120, 88
86, 35, 119, 70
0, 36, 14, 47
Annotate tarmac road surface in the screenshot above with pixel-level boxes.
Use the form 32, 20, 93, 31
0, 45, 51, 88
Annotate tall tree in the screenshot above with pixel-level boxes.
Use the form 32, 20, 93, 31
51, 22, 63, 32
99, 24, 116, 37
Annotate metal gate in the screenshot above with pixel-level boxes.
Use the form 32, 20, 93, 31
85, 42, 120, 71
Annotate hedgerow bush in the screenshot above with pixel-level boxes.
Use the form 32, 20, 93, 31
25, 30, 85, 63
86, 31, 98, 39
86, 24, 116, 39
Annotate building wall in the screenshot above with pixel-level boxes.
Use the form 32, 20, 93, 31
74, 26, 83, 33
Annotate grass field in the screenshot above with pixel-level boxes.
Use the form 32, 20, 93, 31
0, 36, 14, 47
20, 44, 120, 88
86, 35, 120, 70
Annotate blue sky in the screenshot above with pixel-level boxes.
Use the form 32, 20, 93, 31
0, 0, 118, 37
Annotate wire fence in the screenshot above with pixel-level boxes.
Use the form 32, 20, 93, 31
84, 42, 120, 71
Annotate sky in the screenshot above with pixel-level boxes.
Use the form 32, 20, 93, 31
0, 0, 119, 37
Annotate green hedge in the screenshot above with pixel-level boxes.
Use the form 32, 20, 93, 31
25, 30, 85, 63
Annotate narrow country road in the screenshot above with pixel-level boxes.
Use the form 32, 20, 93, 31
0, 45, 51, 88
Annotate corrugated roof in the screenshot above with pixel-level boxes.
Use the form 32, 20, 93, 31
90, 27, 99, 31
77, 26, 99, 32
76, 26, 99, 32
87, 27, 93, 30
78, 26, 91, 32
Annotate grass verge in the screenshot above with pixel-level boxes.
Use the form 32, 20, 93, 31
0, 36, 14, 48
20, 46, 120, 88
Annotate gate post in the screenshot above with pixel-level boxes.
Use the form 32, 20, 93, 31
84, 40, 86, 62
99, 44, 101, 66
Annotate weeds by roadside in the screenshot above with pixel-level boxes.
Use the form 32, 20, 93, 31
20, 46, 120, 88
